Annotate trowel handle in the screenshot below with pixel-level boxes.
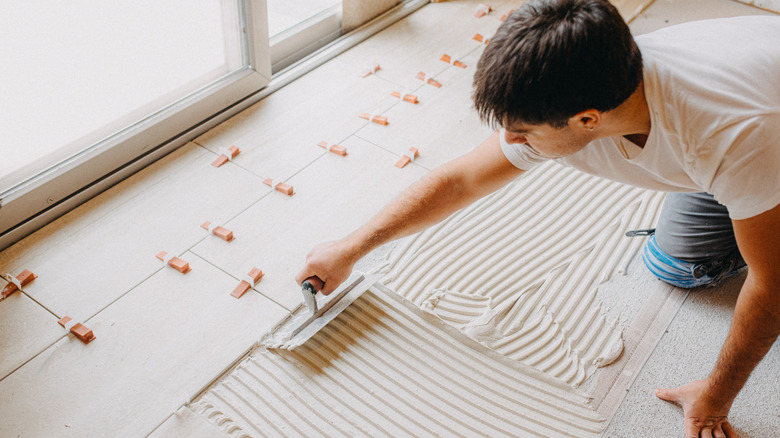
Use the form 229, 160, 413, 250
302, 276, 324, 294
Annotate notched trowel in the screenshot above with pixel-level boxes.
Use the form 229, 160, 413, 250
260, 272, 378, 350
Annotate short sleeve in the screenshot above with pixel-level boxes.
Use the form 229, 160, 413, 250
707, 115, 780, 220
499, 128, 550, 170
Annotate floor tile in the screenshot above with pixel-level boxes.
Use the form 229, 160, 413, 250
194, 59, 403, 183
0, 287, 62, 380
355, 47, 493, 170
0, 252, 287, 438
192, 136, 428, 310
0, 144, 268, 322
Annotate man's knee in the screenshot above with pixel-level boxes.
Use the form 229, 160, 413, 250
643, 234, 745, 288
653, 192, 738, 261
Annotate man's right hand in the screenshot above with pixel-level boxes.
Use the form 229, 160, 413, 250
295, 239, 358, 295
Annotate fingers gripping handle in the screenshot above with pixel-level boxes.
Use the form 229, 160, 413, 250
301, 276, 324, 314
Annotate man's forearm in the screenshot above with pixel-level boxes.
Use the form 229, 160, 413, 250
343, 166, 476, 261
705, 274, 780, 409
340, 131, 523, 263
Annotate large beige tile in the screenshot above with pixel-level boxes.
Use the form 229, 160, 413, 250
0, 252, 287, 438
192, 136, 428, 310
0, 286, 62, 380
0, 144, 268, 321
194, 59, 403, 182
356, 47, 493, 170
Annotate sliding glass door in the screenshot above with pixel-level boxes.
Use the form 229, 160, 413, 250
0, 0, 271, 243
1, 0, 420, 249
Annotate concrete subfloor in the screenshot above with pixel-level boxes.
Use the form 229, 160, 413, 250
1, 1, 778, 437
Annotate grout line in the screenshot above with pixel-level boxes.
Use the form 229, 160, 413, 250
0, 334, 68, 384
190, 139, 208, 150
145, 412, 176, 438
19, 290, 60, 319
185, 250, 293, 312
353, 133, 433, 172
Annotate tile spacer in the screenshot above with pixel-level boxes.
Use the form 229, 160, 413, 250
415, 72, 442, 87
156, 251, 192, 274
473, 34, 490, 45
201, 221, 235, 242
263, 178, 295, 196
211, 145, 241, 168
318, 141, 348, 156
2, 269, 37, 299
231, 267, 264, 298
359, 113, 389, 126
58, 316, 96, 344
359, 62, 381, 78
391, 91, 419, 104
440, 54, 467, 69
395, 147, 419, 168
474, 4, 491, 18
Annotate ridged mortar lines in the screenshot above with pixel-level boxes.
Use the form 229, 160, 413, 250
297, 330, 456, 436
257, 353, 389, 437
384, 181, 637, 307
271, 349, 412, 437
422, 291, 491, 326
193, 285, 605, 437
241, 359, 360, 437
374, 161, 666, 386
314, 321, 495, 436
328, 305, 548, 436
348, 294, 592, 410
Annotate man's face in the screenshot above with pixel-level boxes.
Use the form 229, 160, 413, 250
503, 121, 591, 159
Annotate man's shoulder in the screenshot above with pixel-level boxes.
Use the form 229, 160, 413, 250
636, 15, 780, 43
638, 16, 780, 142
636, 15, 780, 66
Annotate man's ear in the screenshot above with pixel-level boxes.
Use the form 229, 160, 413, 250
569, 110, 602, 132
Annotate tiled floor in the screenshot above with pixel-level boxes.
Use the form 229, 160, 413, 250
1, 1, 778, 437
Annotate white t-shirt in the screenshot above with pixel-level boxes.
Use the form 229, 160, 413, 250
501, 16, 780, 220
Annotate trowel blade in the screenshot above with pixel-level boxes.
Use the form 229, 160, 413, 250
260, 272, 379, 350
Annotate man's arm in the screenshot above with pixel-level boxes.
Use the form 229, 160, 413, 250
656, 202, 780, 438
296, 131, 525, 294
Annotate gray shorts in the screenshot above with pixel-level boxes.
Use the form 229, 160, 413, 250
655, 192, 739, 262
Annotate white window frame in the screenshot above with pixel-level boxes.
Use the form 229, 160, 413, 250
270, 4, 343, 74
0, 0, 272, 249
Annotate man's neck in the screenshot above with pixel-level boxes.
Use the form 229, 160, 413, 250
602, 81, 652, 147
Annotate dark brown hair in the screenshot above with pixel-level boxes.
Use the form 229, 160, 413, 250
473, 0, 643, 128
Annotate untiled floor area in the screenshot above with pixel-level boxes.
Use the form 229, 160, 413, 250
1, 1, 779, 437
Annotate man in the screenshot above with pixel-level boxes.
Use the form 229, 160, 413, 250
297, 0, 780, 436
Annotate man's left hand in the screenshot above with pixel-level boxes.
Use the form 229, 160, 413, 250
655, 379, 738, 438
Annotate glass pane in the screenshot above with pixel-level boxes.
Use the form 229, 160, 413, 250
267, 0, 341, 37
0, 1, 247, 194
